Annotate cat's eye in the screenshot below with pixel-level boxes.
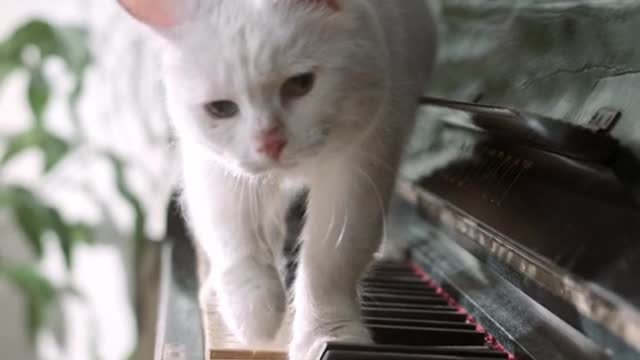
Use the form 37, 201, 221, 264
281, 73, 315, 100
205, 100, 239, 119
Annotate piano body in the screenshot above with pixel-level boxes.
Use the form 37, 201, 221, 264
152, 2, 640, 360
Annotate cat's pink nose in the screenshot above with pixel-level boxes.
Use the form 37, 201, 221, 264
257, 127, 287, 160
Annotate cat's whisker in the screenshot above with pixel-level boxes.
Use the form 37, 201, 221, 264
335, 209, 349, 249
351, 148, 396, 174
231, 173, 242, 195
241, 179, 261, 251
320, 204, 337, 246
249, 184, 263, 251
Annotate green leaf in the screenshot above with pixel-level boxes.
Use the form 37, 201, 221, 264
1, 129, 70, 172
1, 20, 58, 64
0, 20, 92, 78
0, 187, 91, 266
54, 26, 92, 77
54, 26, 92, 138
0, 19, 92, 140
58, 27, 91, 138
13, 203, 47, 257
28, 67, 49, 123
0, 40, 21, 82
48, 209, 73, 268
106, 154, 147, 264
0, 131, 39, 166
69, 224, 94, 245
0, 264, 56, 300
67, 79, 85, 135
41, 133, 69, 172
0, 187, 49, 257
0, 57, 20, 84
45, 210, 93, 269
0, 263, 57, 341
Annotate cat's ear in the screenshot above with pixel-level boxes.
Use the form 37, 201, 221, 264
117, 0, 197, 28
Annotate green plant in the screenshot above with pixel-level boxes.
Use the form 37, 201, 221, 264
0, 18, 151, 351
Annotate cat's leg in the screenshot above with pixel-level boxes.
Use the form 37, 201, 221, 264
261, 182, 297, 291
184, 162, 288, 344
289, 147, 401, 360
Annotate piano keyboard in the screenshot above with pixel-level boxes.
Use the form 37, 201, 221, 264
204, 260, 512, 360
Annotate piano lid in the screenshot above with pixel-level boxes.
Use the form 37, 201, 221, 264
414, 97, 640, 289
399, 107, 640, 358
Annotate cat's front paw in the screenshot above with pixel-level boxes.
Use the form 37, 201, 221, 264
215, 260, 287, 345
289, 320, 371, 360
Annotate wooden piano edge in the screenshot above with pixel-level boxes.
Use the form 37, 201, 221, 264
394, 178, 640, 359
155, 197, 207, 360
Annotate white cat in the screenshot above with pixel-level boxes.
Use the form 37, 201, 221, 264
117, 0, 437, 358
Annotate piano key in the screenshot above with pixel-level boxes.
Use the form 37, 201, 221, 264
366, 273, 424, 282
370, 261, 413, 270
368, 263, 416, 270
362, 307, 468, 322
363, 275, 428, 282
321, 343, 508, 359
362, 293, 449, 306
203, 260, 511, 360
362, 286, 439, 296
367, 270, 420, 278
369, 324, 486, 346
364, 270, 421, 277
362, 278, 433, 288
363, 317, 477, 330
323, 350, 505, 360
362, 302, 454, 311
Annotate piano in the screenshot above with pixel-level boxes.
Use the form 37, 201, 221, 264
151, 2, 640, 360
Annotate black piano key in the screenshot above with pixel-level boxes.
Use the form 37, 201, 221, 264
368, 264, 415, 271
369, 324, 486, 346
362, 279, 432, 289
364, 317, 477, 331
362, 302, 453, 311
362, 307, 468, 322
366, 264, 417, 273
362, 293, 449, 306
322, 262, 512, 360
363, 284, 438, 293
367, 270, 419, 278
369, 261, 413, 270
363, 274, 427, 282
362, 286, 439, 296
322, 343, 509, 359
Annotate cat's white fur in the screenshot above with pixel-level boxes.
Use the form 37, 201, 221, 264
118, 1, 436, 358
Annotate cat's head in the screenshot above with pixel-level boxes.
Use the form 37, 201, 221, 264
119, 0, 387, 176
